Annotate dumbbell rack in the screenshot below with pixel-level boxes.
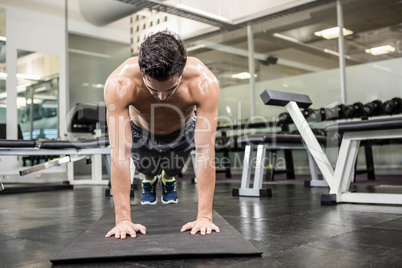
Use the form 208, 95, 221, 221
263, 90, 402, 205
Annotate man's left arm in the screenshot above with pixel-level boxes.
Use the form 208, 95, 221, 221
180, 75, 220, 235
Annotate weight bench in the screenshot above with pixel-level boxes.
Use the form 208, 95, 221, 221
0, 138, 111, 192
260, 89, 402, 205
233, 124, 328, 198
0, 138, 111, 174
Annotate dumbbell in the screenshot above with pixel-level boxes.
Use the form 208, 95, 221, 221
327, 132, 342, 146
215, 136, 232, 150
312, 129, 325, 136
325, 104, 345, 120
277, 112, 292, 125
342, 102, 364, 118
362, 100, 382, 117
381, 97, 402, 115
319, 108, 326, 120
302, 109, 322, 122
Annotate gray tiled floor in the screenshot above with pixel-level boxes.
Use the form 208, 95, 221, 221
1, 175, 402, 267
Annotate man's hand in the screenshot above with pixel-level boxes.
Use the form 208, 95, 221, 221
105, 220, 146, 239
181, 217, 220, 235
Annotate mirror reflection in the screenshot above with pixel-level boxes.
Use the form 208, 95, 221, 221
16, 50, 59, 140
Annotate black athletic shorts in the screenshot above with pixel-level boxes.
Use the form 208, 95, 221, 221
130, 112, 196, 177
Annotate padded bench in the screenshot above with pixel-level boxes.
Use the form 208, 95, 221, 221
0, 138, 111, 180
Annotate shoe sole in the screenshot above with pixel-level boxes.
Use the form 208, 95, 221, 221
161, 197, 178, 204
141, 200, 157, 205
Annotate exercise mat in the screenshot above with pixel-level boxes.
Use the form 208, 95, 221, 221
51, 203, 261, 264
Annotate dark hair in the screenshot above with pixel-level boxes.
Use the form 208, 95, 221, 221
138, 30, 187, 81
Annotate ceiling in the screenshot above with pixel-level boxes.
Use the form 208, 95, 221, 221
172, 0, 401, 87
118, 0, 401, 87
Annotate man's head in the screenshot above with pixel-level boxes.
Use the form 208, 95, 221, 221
139, 31, 187, 101
138, 31, 187, 81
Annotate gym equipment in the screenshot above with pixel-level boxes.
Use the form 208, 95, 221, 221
50, 204, 262, 264
215, 132, 233, 178
233, 132, 328, 197
303, 109, 322, 122
261, 89, 402, 205
382, 97, 402, 115
0, 138, 110, 194
342, 102, 363, 118
277, 112, 292, 125
324, 104, 345, 120
0, 103, 112, 193
362, 100, 382, 117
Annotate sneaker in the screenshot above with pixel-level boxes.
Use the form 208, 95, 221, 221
161, 171, 178, 204
141, 177, 158, 205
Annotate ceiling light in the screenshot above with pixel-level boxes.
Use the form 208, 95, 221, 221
69, 48, 110, 59
16, 73, 41, 80
0, 36, 6, 42
91, 83, 104, 88
314, 27, 353, 39
365, 45, 395, 56
0, 73, 41, 80
231, 72, 257, 80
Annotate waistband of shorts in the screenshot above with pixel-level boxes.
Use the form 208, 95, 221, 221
131, 111, 196, 141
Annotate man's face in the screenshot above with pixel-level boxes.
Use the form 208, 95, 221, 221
142, 74, 182, 101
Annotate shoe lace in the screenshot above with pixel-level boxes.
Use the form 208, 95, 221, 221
142, 183, 155, 193
164, 182, 176, 193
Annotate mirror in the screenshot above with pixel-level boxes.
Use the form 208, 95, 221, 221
16, 50, 59, 140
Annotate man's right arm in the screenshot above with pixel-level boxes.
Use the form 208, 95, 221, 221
104, 75, 146, 239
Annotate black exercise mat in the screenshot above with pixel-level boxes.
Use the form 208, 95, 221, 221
50, 204, 261, 264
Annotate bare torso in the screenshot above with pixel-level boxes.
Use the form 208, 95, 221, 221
105, 57, 213, 135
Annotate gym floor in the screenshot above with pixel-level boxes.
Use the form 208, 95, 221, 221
1, 174, 402, 267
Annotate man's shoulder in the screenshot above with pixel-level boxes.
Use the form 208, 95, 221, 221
186, 57, 204, 67
104, 59, 142, 104
185, 57, 216, 81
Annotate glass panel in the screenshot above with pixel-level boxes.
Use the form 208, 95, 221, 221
68, 34, 130, 176
16, 50, 59, 140
186, 2, 340, 124
0, 7, 6, 127
185, 0, 402, 124
68, 34, 130, 110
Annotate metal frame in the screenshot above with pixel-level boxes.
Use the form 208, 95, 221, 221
0, 146, 111, 186
285, 100, 402, 205
236, 142, 326, 197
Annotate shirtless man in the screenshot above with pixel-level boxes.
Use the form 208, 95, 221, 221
104, 31, 220, 239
